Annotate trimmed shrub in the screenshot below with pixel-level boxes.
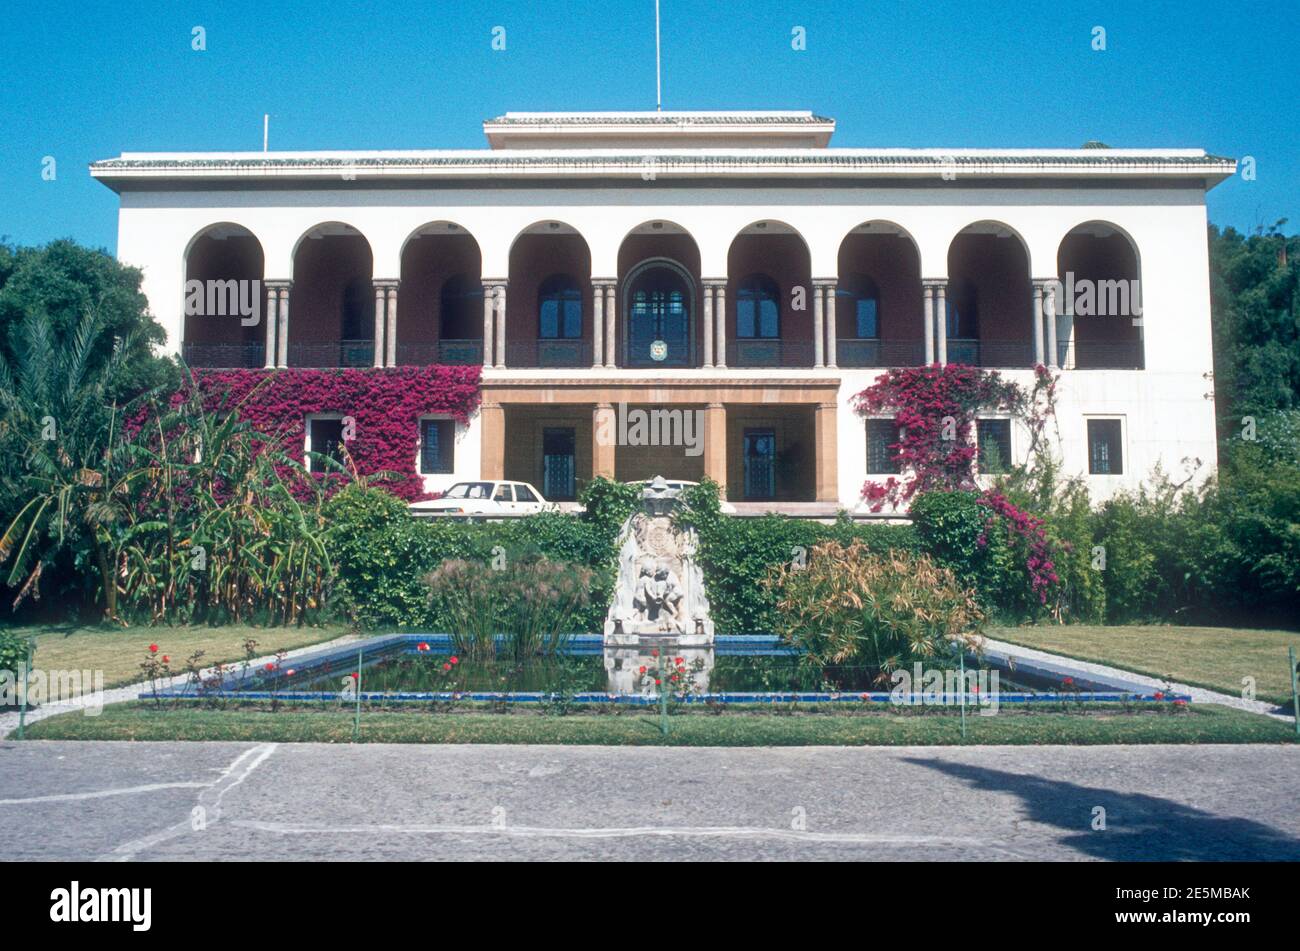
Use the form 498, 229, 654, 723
324, 480, 629, 633
764, 541, 984, 682
680, 479, 918, 634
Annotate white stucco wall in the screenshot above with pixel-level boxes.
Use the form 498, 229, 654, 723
112, 181, 1219, 507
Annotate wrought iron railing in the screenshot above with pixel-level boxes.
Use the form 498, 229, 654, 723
835, 339, 927, 368
288, 340, 375, 368
181, 342, 266, 368
726, 339, 817, 368
393, 340, 485, 366
506, 339, 594, 368
1067, 340, 1145, 369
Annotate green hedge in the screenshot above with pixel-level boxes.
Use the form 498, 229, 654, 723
324, 478, 638, 632
679, 480, 918, 634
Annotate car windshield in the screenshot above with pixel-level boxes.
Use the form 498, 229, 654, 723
442, 482, 494, 500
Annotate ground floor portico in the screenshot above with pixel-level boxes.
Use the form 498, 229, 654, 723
480, 378, 839, 503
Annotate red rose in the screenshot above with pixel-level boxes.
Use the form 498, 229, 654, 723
286, 669, 296, 676
149, 644, 159, 654
162, 656, 170, 663
417, 642, 430, 652
442, 663, 451, 672
265, 663, 275, 672
449, 656, 459, 665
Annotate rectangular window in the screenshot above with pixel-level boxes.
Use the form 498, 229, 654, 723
976, 419, 1012, 474
1088, 419, 1124, 475
542, 427, 576, 500
865, 418, 900, 474
420, 419, 455, 475
307, 417, 344, 473
743, 429, 777, 500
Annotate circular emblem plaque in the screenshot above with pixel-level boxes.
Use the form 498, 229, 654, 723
649, 340, 668, 362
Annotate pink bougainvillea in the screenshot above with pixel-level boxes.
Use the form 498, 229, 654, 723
852, 363, 1054, 511
188, 365, 481, 500
976, 490, 1061, 605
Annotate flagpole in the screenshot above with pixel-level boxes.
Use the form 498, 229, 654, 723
655, 0, 662, 111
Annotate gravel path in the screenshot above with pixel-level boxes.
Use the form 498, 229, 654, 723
2, 741, 1297, 861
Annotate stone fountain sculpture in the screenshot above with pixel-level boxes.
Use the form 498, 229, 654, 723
603, 476, 715, 694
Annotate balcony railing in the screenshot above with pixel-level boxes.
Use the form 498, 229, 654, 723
181, 342, 265, 368
288, 340, 375, 368
945, 339, 1036, 368
836, 339, 927, 368
726, 339, 816, 368
394, 340, 485, 366
506, 339, 594, 368
1068, 340, 1145, 369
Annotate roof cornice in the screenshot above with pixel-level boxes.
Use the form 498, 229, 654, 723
89, 149, 1238, 192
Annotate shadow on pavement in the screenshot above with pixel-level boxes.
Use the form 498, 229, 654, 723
903, 756, 1300, 861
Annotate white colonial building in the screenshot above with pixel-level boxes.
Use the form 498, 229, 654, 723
91, 111, 1234, 510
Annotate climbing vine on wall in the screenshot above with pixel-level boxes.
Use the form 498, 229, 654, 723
853, 363, 1063, 609
189, 365, 482, 500
852, 363, 1056, 511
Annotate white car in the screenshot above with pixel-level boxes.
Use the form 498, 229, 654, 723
412, 480, 548, 515
636, 479, 737, 514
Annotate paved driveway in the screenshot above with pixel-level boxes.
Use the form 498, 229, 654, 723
3, 741, 1298, 861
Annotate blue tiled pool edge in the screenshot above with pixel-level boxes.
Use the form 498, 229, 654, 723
151, 633, 1192, 705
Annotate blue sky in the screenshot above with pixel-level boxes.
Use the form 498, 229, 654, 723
0, 0, 1292, 252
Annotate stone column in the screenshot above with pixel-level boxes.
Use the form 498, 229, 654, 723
593, 402, 616, 479
1048, 279, 1073, 369
922, 283, 935, 365
1044, 279, 1059, 369
703, 402, 727, 495
385, 283, 398, 367
494, 283, 506, 369
372, 283, 386, 368
812, 282, 825, 368
481, 280, 495, 367
1031, 281, 1045, 367
814, 401, 838, 503
276, 283, 290, 368
264, 282, 280, 368
824, 280, 838, 369
480, 401, 505, 480
604, 284, 616, 368
714, 284, 727, 369
702, 280, 715, 367
935, 283, 948, 366
591, 280, 605, 369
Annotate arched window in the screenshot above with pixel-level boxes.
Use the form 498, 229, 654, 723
440, 274, 484, 339
736, 273, 780, 339
626, 263, 691, 367
837, 275, 880, 339
538, 274, 582, 339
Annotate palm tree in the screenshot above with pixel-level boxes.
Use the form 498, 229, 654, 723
0, 307, 152, 620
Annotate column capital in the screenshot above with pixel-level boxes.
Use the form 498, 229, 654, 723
1032, 276, 1062, 288
372, 278, 399, 289
921, 278, 948, 289
816, 400, 839, 411
481, 277, 508, 288
706, 401, 725, 410
264, 278, 292, 290
591, 276, 618, 288
702, 276, 728, 287
811, 277, 838, 288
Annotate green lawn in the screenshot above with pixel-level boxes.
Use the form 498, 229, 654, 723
990, 624, 1300, 706
3, 622, 352, 699
20, 701, 1297, 745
